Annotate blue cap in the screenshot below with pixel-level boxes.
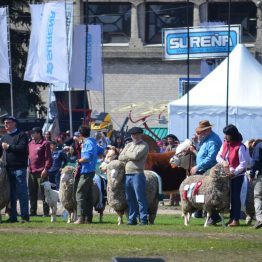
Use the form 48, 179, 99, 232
2, 115, 17, 123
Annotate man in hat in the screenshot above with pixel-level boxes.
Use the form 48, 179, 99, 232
190, 120, 222, 222
0, 116, 29, 223
28, 127, 52, 216
119, 127, 149, 225
190, 120, 222, 176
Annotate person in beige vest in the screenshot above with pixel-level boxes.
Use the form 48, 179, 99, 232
119, 127, 149, 225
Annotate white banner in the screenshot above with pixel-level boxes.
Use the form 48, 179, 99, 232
24, 4, 43, 82
24, 2, 69, 84
70, 25, 103, 91
38, 2, 68, 83
0, 7, 10, 83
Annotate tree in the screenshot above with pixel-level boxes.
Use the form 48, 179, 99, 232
0, 0, 47, 118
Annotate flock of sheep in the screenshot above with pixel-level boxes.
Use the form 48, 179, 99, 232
0, 144, 255, 226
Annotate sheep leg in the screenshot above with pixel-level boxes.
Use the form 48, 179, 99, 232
51, 206, 57, 223
117, 215, 123, 225
204, 212, 211, 227
184, 212, 190, 226
219, 213, 226, 227
99, 212, 103, 223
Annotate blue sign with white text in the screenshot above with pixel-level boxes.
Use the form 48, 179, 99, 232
164, 25, 240, 60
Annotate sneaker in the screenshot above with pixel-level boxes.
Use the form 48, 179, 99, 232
139, 221, 148, 226
253, 220, 262, 229
20, 219, 29, 224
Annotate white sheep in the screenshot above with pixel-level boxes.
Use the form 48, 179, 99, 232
41, 181, 59, 222
59, 166, 106, 223
180, 164, 255, 227
106, 160, 159, 225
0, 162, 10, 223
179, 164, 231, 227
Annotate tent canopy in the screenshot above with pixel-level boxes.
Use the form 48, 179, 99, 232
168, 44, 262, 141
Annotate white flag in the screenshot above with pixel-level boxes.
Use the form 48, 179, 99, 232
0, 7, 10, 83
24, 2, 69, 84
24, 4, 43, 82
38, 2, 68, 83
70, 25, 103, 91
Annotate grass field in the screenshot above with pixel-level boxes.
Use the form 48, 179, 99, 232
0, 213, 261, 262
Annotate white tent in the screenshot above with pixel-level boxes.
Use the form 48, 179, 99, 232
168, 44, 262, 141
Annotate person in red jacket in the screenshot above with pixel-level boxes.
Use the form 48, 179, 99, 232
216, 124, 249, 227
28, 127, 52, 217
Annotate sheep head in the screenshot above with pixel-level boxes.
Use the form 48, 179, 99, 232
41, 181, 52, 191
60, 166, 75, 183
106, 160, 125, 186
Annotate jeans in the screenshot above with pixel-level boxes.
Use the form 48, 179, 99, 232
8, 168, 29, 221
48, 170, 61, 190
254, 175, 262, 222
76, 172, 95, 222
125, 173, 148, 224
230, 175, 244, 221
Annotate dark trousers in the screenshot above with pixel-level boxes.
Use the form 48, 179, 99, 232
75, 172, 95, 222
28, 172, 49, 216
230, 175, 244, 221
48, 170, 61, 190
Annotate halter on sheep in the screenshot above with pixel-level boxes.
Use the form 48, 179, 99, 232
169, 139, 196, 174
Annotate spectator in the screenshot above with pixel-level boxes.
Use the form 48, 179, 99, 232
28, 127, 52, 217
216, 125, 249, 227
44, 131, 52, 142
0, 116, 29, 223
249, 140, 262, 229
119, 127, 149, 225
48, 141, 67, 190
165, 134, 179, 152
74, 126, 98, 224
113, 136, 124, 153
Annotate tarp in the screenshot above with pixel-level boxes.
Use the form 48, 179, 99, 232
168, 44, 262, 141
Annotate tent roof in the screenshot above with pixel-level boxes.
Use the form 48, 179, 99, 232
169, 44, 262, 108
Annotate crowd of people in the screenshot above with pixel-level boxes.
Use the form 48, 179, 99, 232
0, 115, 261, 229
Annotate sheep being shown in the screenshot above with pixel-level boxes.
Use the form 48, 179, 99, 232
41, 181, 59, 222
106, 160, 159, 225
59, 166, 106, 223
0, 161, 10, 223
179, 164, 255, 227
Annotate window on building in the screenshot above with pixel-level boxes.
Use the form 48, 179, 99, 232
146, 2, 194, 44
208, 2, 257, 43
178, 78, 202, 97
84, 3, 131, 43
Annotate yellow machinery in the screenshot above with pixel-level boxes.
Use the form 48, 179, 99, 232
90, 112, 113, 138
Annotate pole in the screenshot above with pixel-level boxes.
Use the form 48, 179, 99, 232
6, 6, 14, 116
101, 25, 105, 112
186, 0, 190, 138
226, 0, 231, 126
65, 0, 73, 136
83, 0, 89, 124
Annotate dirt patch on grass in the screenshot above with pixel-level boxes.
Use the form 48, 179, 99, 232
0, 227, 261, 241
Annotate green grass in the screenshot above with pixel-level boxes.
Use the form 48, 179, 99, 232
0, 214, 261, 262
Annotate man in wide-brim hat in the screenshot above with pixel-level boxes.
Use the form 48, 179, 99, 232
189, 120, 222, 224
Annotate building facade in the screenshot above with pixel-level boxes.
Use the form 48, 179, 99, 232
70, 0, 261, 129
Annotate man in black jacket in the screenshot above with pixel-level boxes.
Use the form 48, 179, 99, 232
0, 116, 29, 223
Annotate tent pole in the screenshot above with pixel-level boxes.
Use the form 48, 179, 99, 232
226, 0, 231, 126
83, 0, 89, 125
186, 0, 190, 138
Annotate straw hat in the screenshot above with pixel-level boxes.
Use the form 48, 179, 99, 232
195, 120, 213, 133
